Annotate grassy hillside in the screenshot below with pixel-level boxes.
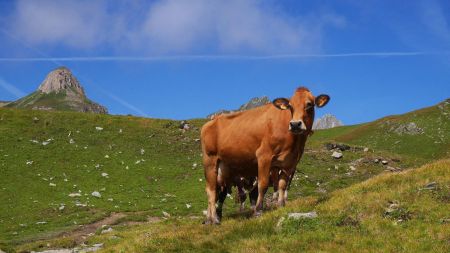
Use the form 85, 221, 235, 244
0, 98, 449, 252
335, 99, 450, 164
76, 159, 448, 253
6, 90, 104, 113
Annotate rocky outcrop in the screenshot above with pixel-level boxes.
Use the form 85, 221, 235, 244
238, 96, 270, 111
207, 96, 270, 119
7, 67, 108, 114
313, 114, 343, 130
38, 67, 85, 95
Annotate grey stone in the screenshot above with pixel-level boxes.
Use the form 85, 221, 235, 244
287, 211, 318, 219
331, 151, 343, 159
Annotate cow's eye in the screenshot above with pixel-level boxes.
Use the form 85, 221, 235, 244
306, 102, 313, 110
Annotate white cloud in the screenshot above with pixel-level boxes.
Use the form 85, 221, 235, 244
8, 0, 345, 54
10, 0, 116, 49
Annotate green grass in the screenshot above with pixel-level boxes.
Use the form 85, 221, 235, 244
79, 159, 449, 253
0, 98, 449, 252
336, 100, 450, 164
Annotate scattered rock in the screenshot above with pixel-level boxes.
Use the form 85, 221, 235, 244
287, 211, 318, 219
33, 117, 39, 123
422, 181, 438, 190
363, 147, 369, 152
162, 211, 171, 218
101, 172, 109, 178
349, 166, 356, 171
391, 122, 424, 135
95, 127, 103, 131
69, 193, 81, 197
385, 166, 402, 172
381, 160, 388, 165
186, 204, 192, 209
101, 227, 113, 234
91, 191, 101, 198
49, 183, 56, 187
325, 143, 351, 151
36, 221, 47, 225
179, 120, 190, 130
331, 151, 343, 159
374, 158, 380, 163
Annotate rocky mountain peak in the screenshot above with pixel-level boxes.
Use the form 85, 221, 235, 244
208, 96, 270, 119
38, 67, 85, 96
238, 96, 270, 111
313, 114, 343, 130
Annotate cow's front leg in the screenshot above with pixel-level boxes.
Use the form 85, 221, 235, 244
254, 155, 272, 217
277, 171, 289, 207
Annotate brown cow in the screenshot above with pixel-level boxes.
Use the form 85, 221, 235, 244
201, 87, 330, 224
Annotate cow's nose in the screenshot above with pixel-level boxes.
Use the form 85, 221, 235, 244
289, 121, 302, 129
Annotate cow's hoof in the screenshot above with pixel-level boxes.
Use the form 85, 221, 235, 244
202, 218, 220, 225
253, 210, 263, 217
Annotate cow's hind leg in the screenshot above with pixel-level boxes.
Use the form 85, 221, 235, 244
216, 186, 228, 221
203, 156, 220, 225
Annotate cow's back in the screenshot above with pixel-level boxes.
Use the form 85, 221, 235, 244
201, 104, 288, 170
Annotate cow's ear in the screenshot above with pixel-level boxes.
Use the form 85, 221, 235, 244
315, 94, 330, 108
272, 98, 291, 110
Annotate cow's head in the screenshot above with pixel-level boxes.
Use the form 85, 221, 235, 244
272, 87, 330, 134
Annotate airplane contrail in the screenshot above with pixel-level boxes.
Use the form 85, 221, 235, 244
0, 77, 26, 98
0, 51, 444, 62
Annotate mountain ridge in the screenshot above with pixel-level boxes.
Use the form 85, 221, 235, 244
6, 67, 107, 114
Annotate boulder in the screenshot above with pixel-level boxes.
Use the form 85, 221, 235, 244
331, 151, 343, 159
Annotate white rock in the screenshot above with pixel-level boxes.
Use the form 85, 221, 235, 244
192, 163, 198, 168
95, 127, 103, 131
199, 178, 203, 182
186, 204, 192, 209
363, 147, 369, 152
202, 210, 208, 216
68, 193, 81, 197
140, 149, 145, 155
349, 166, 356, 171
287, 211, 318, 219
162, 211, 170, 218
59, 205, 65, 211
101, 227, 113, 234
104, 155, 110, 158
91, 191, 101, 198
26, 160, 33, 165
42, 141, 50, 146
36, 221, 47, 225
101, 172, 109, 178
49, 183, 56, 187
331, 151, 343, 159
69, 139, 75, 144
381, 160, 388, 165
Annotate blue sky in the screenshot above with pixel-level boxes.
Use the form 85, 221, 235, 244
0, 0, 449, 124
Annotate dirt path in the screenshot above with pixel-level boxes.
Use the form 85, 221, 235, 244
59, 212, 126, 244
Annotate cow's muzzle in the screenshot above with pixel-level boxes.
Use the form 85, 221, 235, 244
289, 120, 307, 134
